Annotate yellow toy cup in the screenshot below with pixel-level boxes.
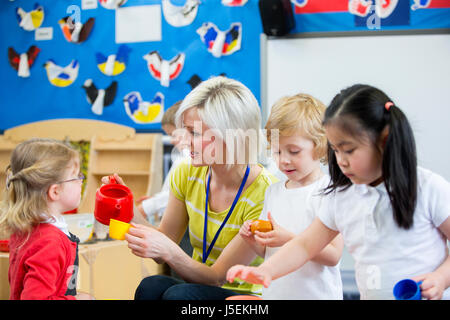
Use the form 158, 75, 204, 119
109, 219, 131, 240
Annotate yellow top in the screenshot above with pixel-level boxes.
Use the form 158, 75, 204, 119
169, 161, 278, 295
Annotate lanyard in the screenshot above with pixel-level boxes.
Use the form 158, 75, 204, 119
202, 165, 250, 264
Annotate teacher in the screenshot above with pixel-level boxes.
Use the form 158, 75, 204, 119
106, 76, 278, 299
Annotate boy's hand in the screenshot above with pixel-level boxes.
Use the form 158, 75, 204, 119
239, 220, 254, 240
254, 212, 294, 248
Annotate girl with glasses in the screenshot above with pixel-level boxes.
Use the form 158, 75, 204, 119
0, 138, 93, 300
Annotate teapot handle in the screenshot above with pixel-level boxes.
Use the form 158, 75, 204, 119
109, 175, 117, 184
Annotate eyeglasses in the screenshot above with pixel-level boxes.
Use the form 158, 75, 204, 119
56, 172, 85, 184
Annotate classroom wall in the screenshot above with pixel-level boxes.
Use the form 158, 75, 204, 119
263, 32, 450, 181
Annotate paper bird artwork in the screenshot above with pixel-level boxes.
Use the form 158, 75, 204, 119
96, 44, 131, 76
143, 51, 185, 87
162, 0, 200, 27
411, 0, 432, 10
82, 79, 118, 115
348, 0, 373, 17
43, 59, 79, 87
197, 22, 242, 58
59, 16, 95, 44
375, 0, 398, 18
222, 0, 248, 7
16, 3, 44, 31
123, 91, 164, 124
8, 45, 40, 78
348, 0, 399, 18
291, 0, 308, 8
99, 0, 127, 10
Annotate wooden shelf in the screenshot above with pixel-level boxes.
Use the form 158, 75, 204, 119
0, 119, 163, 214
79, 133, 162, 213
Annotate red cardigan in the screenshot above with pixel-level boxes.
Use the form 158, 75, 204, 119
8, 223, 78, 300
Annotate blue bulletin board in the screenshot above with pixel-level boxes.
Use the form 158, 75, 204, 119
2, 1, 449, 133
0, 0, 263, 132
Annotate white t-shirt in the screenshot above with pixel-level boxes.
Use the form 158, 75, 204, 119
318, 167, 450, 300
260, 175, 343, 300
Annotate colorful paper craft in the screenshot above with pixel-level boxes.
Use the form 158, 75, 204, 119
82, 79, 117, 115
59, 16, 95, 43
143, 51, 185, 87
123, 91, 164, 124
8, 45, 40, 78
16, 3, 44, 31
96, 45, 131, 76
43, 59, 79, 87
291, 0, 308, 8
197, 22, 242, 58
222, 0, 248, 7
348, 0, 373, 17
411, 0, 432, 10
99, 0, 127, 9
162, 0, 200, 27
375, 0, 398, 18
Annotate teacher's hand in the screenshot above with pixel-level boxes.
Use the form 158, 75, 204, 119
125, 223, 172, 264
100, 173, 126, 186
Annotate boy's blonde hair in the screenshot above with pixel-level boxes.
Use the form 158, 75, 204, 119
175, 76, 263, 167
161, 100, 182, 127
265, 93, 328, 163
0, 138, 80, 238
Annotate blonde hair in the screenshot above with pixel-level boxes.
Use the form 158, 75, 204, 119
0, 138, 80, 238
175, 76, 263, 167
161, 100, 182, 126
265, 93, 328, 163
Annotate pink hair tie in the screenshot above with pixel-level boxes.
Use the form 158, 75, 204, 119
384, 101, 394, 111
385, 102, 394, 111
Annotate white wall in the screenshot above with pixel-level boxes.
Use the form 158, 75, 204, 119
263, 32, 450, 181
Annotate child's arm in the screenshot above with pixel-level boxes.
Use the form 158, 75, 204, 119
126, 223, 257, 287
412, 216, 450, 300
310, 233, 344, 266
254, 213, 343, 266
227, 218, 339, 287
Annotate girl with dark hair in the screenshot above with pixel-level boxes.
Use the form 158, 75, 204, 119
227, 84, 450, 300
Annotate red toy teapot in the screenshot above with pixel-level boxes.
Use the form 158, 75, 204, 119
94, 176, 134, 225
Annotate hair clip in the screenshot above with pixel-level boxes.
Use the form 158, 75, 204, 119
385, 101, 394, 111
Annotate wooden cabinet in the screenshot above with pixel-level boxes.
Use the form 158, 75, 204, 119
0, 241, 164, 300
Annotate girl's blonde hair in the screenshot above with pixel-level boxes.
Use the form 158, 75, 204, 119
0, 138, 79, 238
265, 93, 328, 163
175, 76, 263, 167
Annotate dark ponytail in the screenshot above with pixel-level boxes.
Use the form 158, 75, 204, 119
382, 105, 417, 229
323, 84, 417, 229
